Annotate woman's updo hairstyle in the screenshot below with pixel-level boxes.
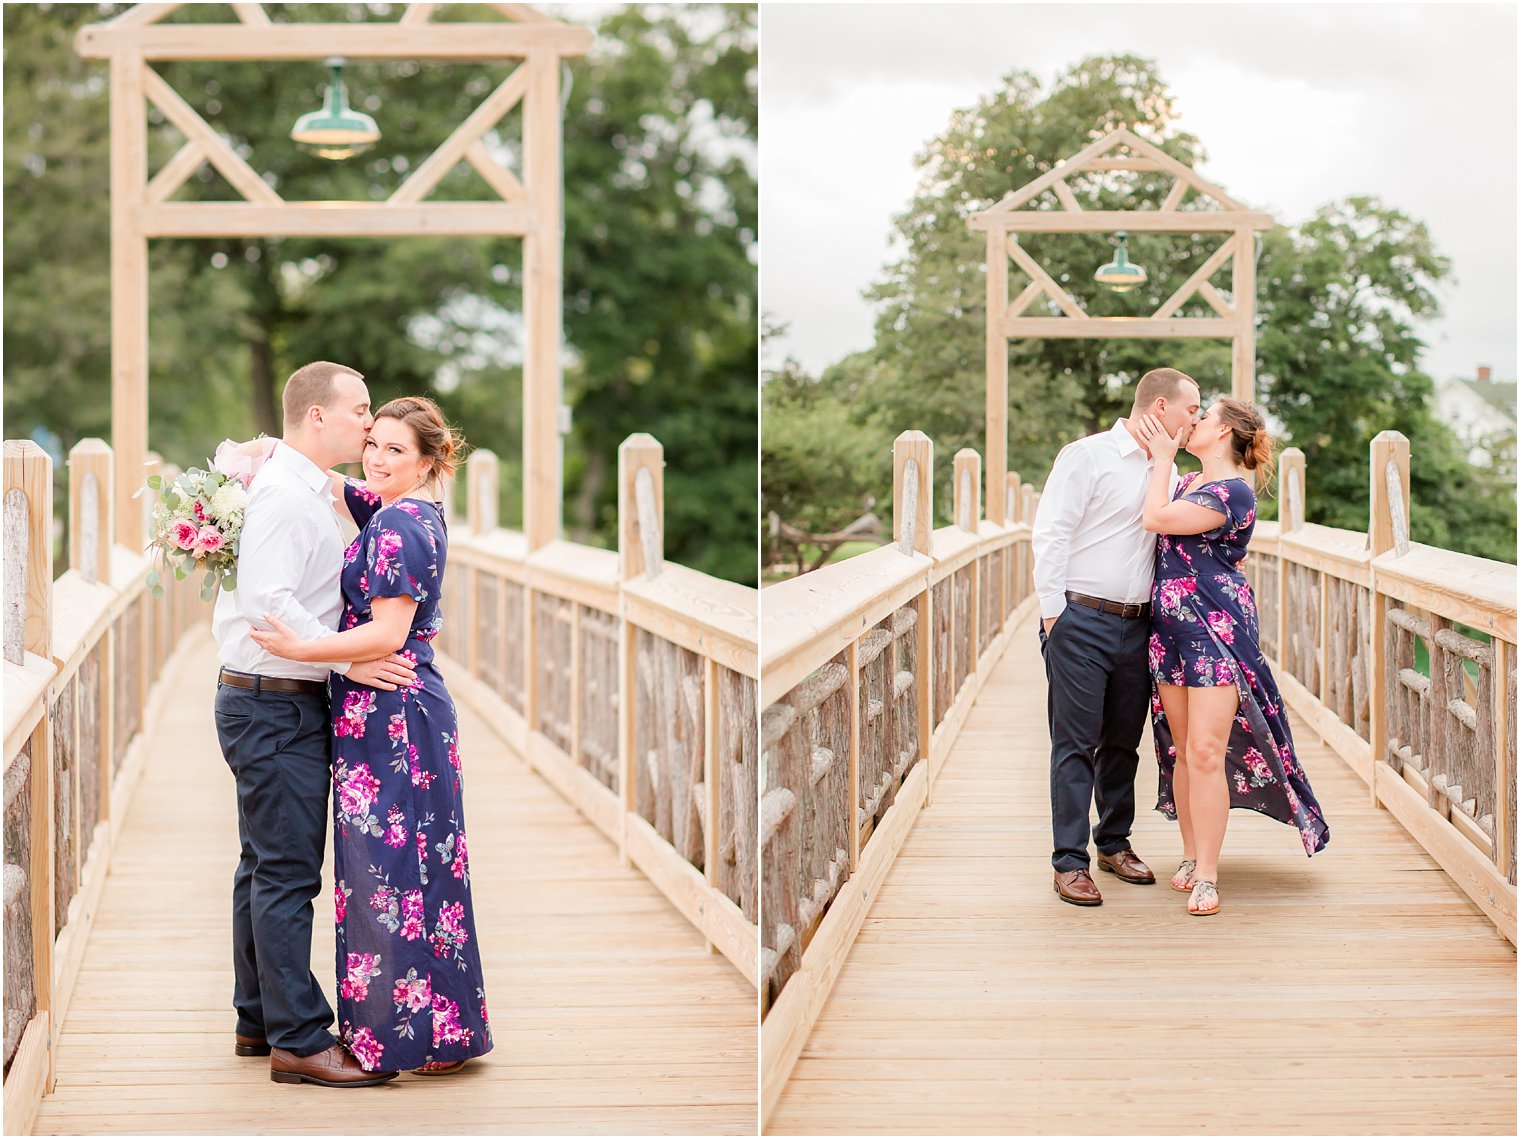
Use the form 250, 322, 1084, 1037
373, 396, 466, 496
1215, 397, 1275, 486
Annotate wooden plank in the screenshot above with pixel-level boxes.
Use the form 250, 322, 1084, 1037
1108, 125, 1249, 210
1159, 175, 1189, 212
702, 656, 720, 919
30, 634, 754, 1136
623, 572, 758, 680
1494, 640, 1513, 882
1372, 545, 1515, 645
4, 440, 54, 660
464, 139, 527, 202
1001, 316, 1236, 339
847, 640, 861, 871
141, 69, 280, 206
1278, 525, 1372, 587
1049, 177, 1082, 211
142, 139, 205, 205
398, 3, 436, 25
768, 618, 1517, 1135
985, 229, 1008, 525
1152, 237, 1235, 320
140, 201, 535, 237
3, 1016, 50, 1137
1230, 228, 1258, 401
1005, 239, 1085, 320
74, 22, 596, 60
971, 209, 1275, 233
1278, 668, 1373, 786
521, 50, 564, 552
975, 130, 1130, 214
229, 5, 270, 26
389, 65, 530, 204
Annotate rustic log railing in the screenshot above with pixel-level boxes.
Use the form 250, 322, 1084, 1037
1239, 431, 1516, 943
4, 439, 208, 1135
436, 434, 760, 986
759, 430, 1040, 1123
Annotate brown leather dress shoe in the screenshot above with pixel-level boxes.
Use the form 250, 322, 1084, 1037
270, 1044, 398, 1088
235, 1033, 270, 1057
1054, 868, 1102, 906
1096, 848, 1156, 884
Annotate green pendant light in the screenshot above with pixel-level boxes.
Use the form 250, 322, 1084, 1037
1094, 231, 1147, 293
290, 56, 380, 160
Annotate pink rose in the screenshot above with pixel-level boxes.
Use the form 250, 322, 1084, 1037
171, 520, 199, 550
193, 525, 224, 554
212, 438, 274, 489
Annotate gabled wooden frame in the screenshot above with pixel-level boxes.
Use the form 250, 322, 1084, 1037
968, 127, 1274, 526
76, 2, 593, 550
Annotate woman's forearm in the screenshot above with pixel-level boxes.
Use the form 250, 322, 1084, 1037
295, 619, 408, 663
1141, 463, 1173, 530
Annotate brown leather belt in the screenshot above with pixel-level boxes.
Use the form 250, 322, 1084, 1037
1065, 591, 1150, 620
218, 668, 328, 696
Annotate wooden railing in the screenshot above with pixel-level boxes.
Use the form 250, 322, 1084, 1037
436, 434, 760, 986
1239, 432, 1516, 942
759, 431, 1040, 1122
3, 439, 209, 1134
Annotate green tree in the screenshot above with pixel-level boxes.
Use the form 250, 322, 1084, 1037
4, 3, 757, 584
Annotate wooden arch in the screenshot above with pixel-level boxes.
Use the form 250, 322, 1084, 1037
968, 126, 1274, 526
75, 2, 593, 550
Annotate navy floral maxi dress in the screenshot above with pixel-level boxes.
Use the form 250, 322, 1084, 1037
1148, 473, 1330, 856
328, 479, 492, 1071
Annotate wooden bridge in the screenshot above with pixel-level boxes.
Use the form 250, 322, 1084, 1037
3, 436, 759, 1135
760, 431, 1517, 1134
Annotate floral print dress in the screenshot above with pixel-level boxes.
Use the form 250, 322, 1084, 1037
1148, 473, 1330, 855
328, 479, 492, 1071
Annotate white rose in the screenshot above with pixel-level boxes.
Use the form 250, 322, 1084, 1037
209, 480, 248, 521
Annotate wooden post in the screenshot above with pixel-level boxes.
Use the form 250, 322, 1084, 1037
953, 449, 981, 533
618, 434, 664, 580
985, 228, 1008, 526
466, 448, 499, 536
1005, 472, 1021, 527
1369, 431, 1411, 559
702, 656, 721, 949
5, 442, 54, 664
1368, 431, 1410, 807
522, 49, 564, 553
68, 440, 114, 585
111, 51, 149, 552
1494, 640, 1513, 881
1276, 448, 1304, 674
4, 440, 56, 1093
892, 431, 933, 557
1230, 227, 1256, 402
847, 640, 862, 869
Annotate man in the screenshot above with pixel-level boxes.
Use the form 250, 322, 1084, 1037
211, 361, 417, 1087
1032, 368, 1201, 906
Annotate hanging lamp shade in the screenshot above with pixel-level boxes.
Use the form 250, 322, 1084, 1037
290, 57, 380, 160
1094, 231, 1147, 293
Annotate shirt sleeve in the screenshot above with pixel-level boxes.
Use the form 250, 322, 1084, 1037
1178, 481, 1235, 540
235, 486, 350, 672
342, 477, 384, 529
1031, 442, 1095, 620
363, 504, 439, 606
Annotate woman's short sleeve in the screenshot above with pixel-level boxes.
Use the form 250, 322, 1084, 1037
1180, 479, 1253, 540
364, 503, 441, 605
343, 477, 384, 529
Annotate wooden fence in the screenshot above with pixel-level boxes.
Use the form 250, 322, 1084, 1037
1240, 431, 1516, 942
3, 439, 207, 1135
435, 434, 760, 985
759, 431, 1040, 1123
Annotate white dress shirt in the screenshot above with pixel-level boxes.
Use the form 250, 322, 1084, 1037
212, 442, 351, 679
1032, 419, 1179, 620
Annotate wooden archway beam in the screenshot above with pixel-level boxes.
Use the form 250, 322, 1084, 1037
76, 22, 593, 60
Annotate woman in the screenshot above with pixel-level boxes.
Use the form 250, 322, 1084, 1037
249, 396, 491, 1074
1136, 398, 1329, 917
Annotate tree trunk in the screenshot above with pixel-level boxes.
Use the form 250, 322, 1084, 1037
248, 330, 279, 438
569, 446, 607, 545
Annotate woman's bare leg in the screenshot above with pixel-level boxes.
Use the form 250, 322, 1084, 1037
1184, 682, 1240, 897
1157, 684, 1193, 875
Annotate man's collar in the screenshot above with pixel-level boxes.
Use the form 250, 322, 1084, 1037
1111, 418, 1146, 459
270, 440, 331, 493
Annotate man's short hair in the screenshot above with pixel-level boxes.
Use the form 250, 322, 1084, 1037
1133, 368, 1197, 410
282, 361, 362, 429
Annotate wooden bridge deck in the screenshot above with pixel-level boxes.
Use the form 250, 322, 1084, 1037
32, 632, 756, 1136
769, 609, 1516, 1135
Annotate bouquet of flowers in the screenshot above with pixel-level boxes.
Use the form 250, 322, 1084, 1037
142, 438, 273, 601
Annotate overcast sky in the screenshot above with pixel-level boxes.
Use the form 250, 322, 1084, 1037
759, 2, 1517, 386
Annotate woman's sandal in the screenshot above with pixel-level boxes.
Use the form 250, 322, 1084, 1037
1170, 859, 1197, 893
412, 1059, 469, 1076
1188, 879, 1220, 917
